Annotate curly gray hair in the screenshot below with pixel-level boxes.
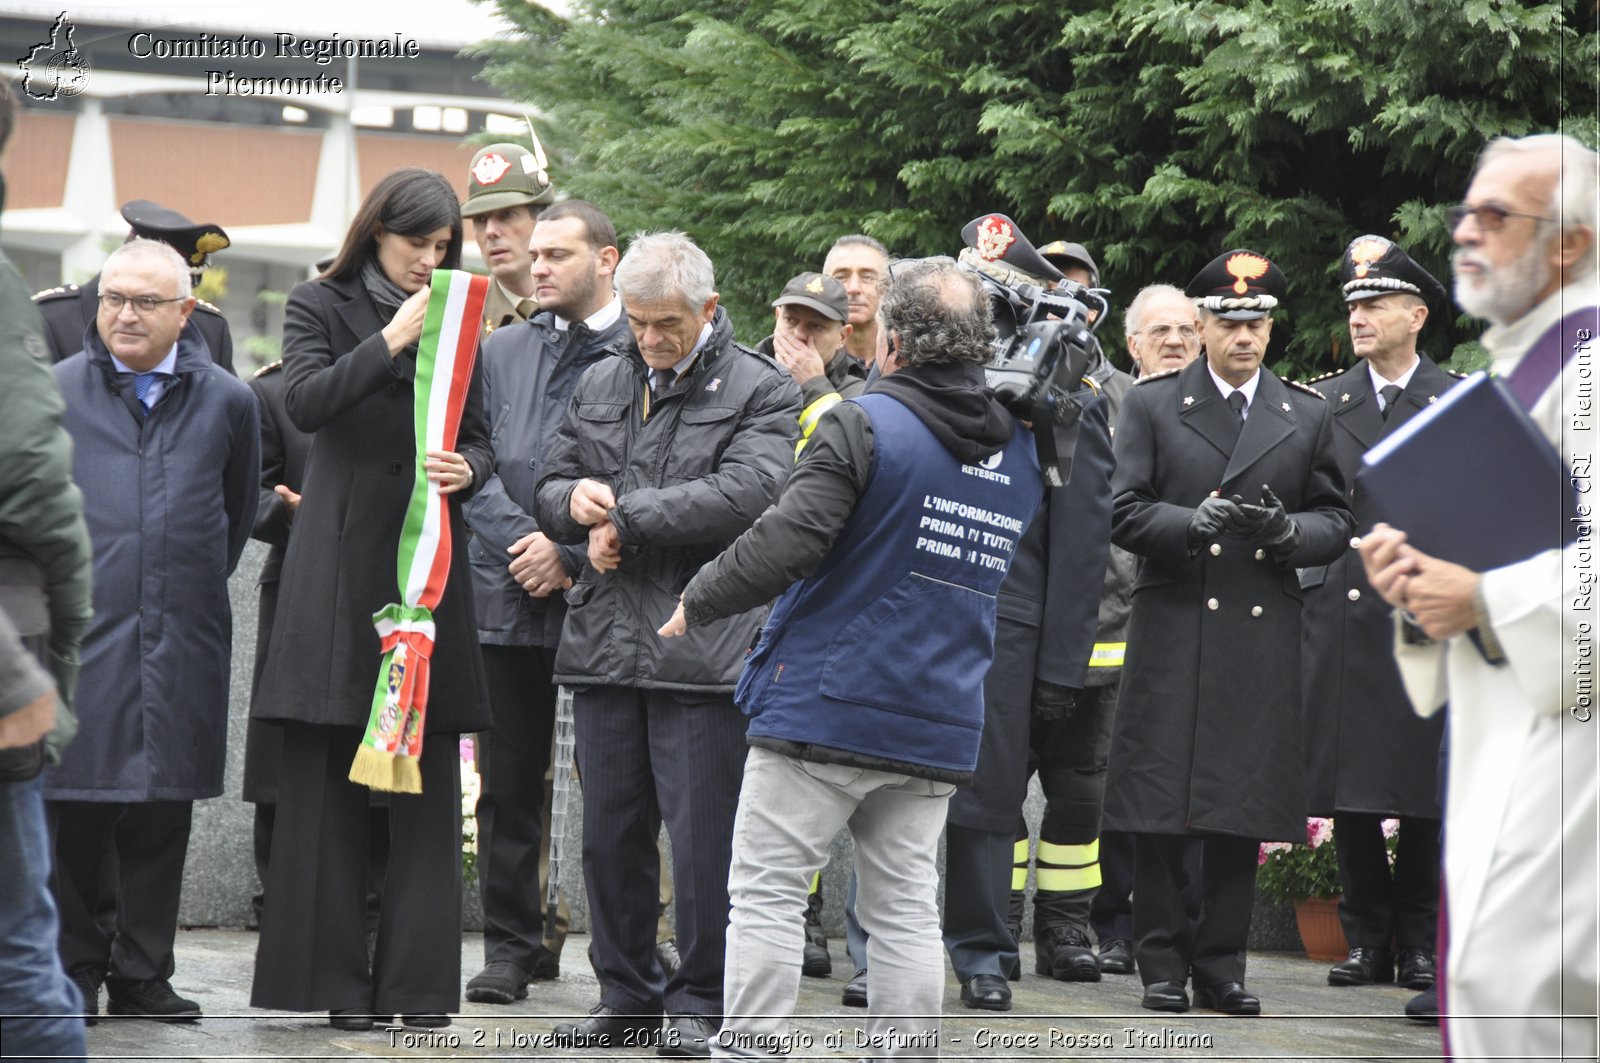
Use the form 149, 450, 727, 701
883, 259, 995, 367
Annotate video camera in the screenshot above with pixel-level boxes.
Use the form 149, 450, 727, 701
956, 212, 1110, 487
971, 270, 1109, 489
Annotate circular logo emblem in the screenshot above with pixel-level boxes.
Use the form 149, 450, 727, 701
472, 152, 513, 187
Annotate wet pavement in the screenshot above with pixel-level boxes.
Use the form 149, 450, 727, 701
74, 929, 1445, 1062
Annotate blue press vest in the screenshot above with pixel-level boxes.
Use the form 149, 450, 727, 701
735, 393, 1043, 774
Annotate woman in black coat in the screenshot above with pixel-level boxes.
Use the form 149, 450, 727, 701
249, 168, 492, 1027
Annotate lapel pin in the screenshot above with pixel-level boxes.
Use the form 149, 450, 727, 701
1183, 396, 1194, 406
1428, 395, 1438, 403
1281, 402, 1291, 412
1340, 393, 1350, 402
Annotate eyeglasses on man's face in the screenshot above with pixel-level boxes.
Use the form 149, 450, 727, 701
1446, 202, 1554, 233
1141, 322, 1199, 341
99, 291, 185, 315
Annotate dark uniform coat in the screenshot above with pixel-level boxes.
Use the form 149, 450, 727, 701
241, 362, 313, 804
46, 327, 259, 801
1102, 358, 1353, 841
947, 395, 1114, 834
1300, 357, 1455, 818
250, 274, 493, 736
35, 276, 234, 373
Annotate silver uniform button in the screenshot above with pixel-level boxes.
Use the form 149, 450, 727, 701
1350, 536, 1362, 549
1251, 606, 1263, 617
1209, 543, 1222, 556
1254, 549, 1266, 561
1348, 588, 1361, 602
1207, 598, 1219, 611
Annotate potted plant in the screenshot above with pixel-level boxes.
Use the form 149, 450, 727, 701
1256, 817, 1400, 961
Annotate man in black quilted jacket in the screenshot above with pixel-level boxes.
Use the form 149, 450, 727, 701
535, 231, 799, 1057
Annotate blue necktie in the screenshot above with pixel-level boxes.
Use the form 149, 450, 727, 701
133, 372, 159, 410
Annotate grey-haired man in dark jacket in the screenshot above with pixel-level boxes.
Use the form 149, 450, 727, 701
536, 231, 799, 1056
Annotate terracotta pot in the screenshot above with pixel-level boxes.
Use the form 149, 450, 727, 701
1294, 896, 1349, 962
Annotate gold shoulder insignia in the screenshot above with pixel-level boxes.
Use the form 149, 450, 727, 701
1306, 369, 1340, 383
194, 298, 225, 315
1285, 378, 1326, 399
252, 360, 284, 379
1446, 368, 1468, 379
1134, 367, 1181, 385
32, 284, 76, 301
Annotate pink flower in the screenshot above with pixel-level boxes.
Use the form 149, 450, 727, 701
1306, 817, 1333, 849
1381, 818, 1400, 839
460, 736, 476, 765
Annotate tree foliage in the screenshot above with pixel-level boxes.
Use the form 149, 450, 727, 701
475, 0, 1596, 375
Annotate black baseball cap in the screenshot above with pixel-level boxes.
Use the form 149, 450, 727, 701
772, 272, 849, 322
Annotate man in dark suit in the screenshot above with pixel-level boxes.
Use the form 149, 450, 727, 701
35, 201, 234, 373
1301, 237, 1454, 991
1103, 250, 1353, 1016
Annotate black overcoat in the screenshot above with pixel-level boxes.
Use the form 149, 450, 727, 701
46, 328, 259, 801
1102, 359, 1353, 841
1299, 357, 1455, 818
251, 274, 493, 735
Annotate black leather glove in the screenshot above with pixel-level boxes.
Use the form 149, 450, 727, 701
1238, 485, 1300, 555
1032, 679, 1079, 722
1187, 495, 1250, 548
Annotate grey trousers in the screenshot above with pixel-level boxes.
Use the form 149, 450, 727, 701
714, 748, 954, 1060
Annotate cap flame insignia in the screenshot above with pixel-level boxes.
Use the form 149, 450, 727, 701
1348, 237, 1389, 279
472, 152, 512, 186
975, 216, 1016, 262
805, 276, 825, 294
1225, 253, 1270, 295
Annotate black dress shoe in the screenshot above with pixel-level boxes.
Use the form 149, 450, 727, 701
1035, 924, 1101, 982
402, 1014, 451, 1029
330, 1009, 373, 1031
1097, 938, 1135, 975
1140, 980, 1189, 1013
553, 1003, 659, 1049
1328, 946, 1394, 986
1194, 980, 1261, 1015
841, 969, 868, 1008
959, 974, 1012, 1012
466, 960, 532, 1004
659, 1013, 717, 1057
104, 978, 201, 1022
1396, 947, 1436, 990
1404, 985, 1439, 1024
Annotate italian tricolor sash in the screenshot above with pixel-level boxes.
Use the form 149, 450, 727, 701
349, 269, 488, 793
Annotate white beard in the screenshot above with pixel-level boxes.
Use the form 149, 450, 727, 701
1453, 238, 1552, 327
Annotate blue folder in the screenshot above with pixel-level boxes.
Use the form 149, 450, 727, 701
1355, 371, 1579, 572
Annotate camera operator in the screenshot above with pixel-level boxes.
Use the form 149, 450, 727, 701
661, 257, 1044, 1055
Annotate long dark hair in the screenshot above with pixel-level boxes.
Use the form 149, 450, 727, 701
321, 168, 463, 283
